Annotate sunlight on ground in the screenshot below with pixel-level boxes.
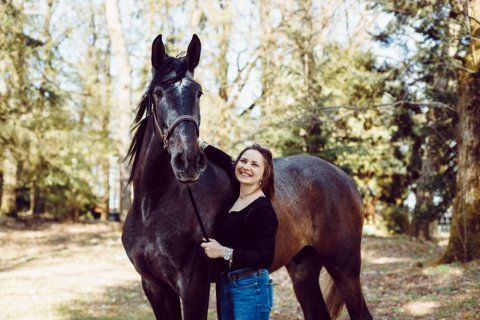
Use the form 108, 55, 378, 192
367, 256, 409, 264
423, 264, 463, 281
422, 264, 464, 288
0, 223, 141, 319
423, 264, 463, 276
403, 301, 440, 316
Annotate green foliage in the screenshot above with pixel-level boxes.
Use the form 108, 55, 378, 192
254, 10, 402, 208
0, 0, 467, 229
0, 0, 108, 219
371, 0, 460, 232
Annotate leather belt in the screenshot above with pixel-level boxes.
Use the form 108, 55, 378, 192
225, 268, 265, 281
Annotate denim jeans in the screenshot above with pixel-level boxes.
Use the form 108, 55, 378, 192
216, 268, 273, 320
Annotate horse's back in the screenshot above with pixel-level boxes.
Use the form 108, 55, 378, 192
271, 155, 364, 269
274, 154, 363, 218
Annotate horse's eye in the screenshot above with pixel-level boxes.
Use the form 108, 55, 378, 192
197, 91, 203, 98
154, 90, 163, 98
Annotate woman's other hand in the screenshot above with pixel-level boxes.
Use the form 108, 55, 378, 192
200, 238, 225, 259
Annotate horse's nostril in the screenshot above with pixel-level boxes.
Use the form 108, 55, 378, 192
174, 153, 186, 169
197, 152, 207, 171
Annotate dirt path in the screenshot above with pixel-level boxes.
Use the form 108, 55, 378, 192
0, 220, 478, 319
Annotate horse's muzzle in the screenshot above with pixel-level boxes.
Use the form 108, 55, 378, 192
171, 149, 207, 183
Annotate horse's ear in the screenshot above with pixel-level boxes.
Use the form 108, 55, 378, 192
151, 34, 165, 69
186, 34, 201, 73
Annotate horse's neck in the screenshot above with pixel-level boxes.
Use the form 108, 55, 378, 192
135, 118, 176, 192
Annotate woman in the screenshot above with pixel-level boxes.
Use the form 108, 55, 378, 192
201, 143, 278, 320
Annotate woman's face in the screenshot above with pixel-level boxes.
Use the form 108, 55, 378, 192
235, 149, 265, 187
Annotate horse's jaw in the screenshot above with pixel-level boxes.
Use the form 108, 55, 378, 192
175, 173, 202, 183
173, 161, 206, 182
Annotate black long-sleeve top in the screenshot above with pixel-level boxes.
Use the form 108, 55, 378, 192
203, 145, 278, 271
217, 197, 278, 271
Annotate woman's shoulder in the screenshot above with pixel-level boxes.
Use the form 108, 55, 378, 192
250, 197, 277, 217
255, 196, 272, 207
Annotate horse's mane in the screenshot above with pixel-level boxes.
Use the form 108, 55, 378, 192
125, 53, 188, 183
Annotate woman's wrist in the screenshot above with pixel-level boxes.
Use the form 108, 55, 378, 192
223, 247, 233, 268
223, 247, 233, 260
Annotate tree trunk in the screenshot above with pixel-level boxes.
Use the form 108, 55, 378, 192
410, 131, 436, 240
259, 0, 273, 115
101, 38, 112, 221
138, 0, 156, 89
101, 158, 110, 221
32, 185, 44, 215
214, 3, 232, 150
439, 0, 480, 262
105, 0, 132, 220
1, 149, 17, 216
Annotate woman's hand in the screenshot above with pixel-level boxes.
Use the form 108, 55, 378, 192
200, 238, 225, 259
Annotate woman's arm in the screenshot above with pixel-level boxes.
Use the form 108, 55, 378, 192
202, 144, 238, 197
202, 143, 234, 172
200, 204, 278, 269
230, 204, 278, 269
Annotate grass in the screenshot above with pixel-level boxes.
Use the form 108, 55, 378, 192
56, 282, 154, 320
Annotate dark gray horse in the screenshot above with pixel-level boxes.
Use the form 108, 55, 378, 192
122, 34, 372, 320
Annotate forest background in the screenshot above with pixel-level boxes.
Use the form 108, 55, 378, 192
1, 0, 479, 282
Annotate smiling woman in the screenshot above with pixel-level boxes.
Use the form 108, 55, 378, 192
201, 143, 278, 320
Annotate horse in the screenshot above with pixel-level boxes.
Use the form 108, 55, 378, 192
122, 34, 373, 320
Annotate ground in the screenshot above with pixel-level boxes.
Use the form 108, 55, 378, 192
0, 218, 479, 320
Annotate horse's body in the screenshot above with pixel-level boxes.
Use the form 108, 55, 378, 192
122, 34, 372, 320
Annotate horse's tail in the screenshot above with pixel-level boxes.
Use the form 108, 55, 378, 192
323, 273, 344, 319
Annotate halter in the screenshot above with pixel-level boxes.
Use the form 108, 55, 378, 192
149, 100, 210, 241
150, 101, 199, 150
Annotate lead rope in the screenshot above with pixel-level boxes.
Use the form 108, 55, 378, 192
186, 184, 210, 242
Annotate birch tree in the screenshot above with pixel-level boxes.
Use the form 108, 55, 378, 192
105, 0, 133, 219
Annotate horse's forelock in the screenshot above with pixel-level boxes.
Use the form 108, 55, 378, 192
151, 54, 188, 88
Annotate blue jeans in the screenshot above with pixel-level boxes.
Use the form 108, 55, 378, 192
216, 268, 273, 320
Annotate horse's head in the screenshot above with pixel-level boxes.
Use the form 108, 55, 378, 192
149, 34, 207, 182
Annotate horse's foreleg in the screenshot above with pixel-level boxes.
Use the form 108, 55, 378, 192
142, 278, 181, 320
286, 247, 331, 320
179, 274, 211, 320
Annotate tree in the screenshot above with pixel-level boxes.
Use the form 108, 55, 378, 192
371, 0, 459, 236
252, 0, 395, 211
440, 0, 480, 262
1, 0, 106, 220
76, 0, 116, 220
0, 0, 37, 216
1, 149, 17, 215
105, 0, 133, 220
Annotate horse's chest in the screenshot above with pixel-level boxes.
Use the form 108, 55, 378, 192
126, 232, 191, 285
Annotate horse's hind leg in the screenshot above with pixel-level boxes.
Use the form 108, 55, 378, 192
142, 278, 181, 320
286, 247, 331, 320
325, 257, 373, 320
